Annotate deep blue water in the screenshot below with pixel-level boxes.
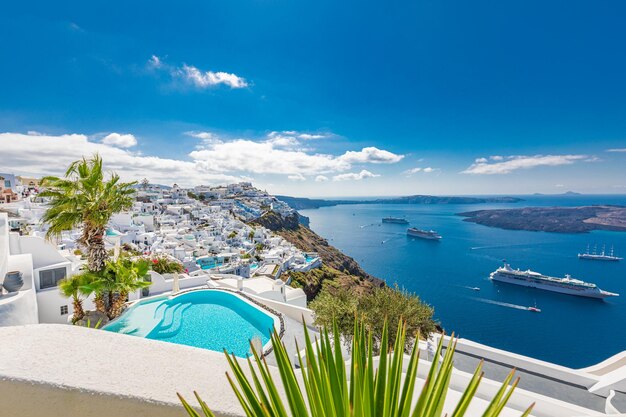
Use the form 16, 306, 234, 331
300, 195, 626, 368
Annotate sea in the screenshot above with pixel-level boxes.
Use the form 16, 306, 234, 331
300, 195, 626, 369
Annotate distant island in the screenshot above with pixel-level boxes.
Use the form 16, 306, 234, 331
277, 195, 523, 210
532, 191, 582, 196
459, 205, 626, 233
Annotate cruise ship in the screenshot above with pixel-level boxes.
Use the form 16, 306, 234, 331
490, 262, 619, 299
578, 244, 622, 262
382, 217, 409, 224
407, 227, 442, 240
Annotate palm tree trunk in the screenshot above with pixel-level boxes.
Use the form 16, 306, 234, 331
109, 292, 128, 319
94, 292, 106, 314
81, 225, 107, 272
71, 295, 85, 323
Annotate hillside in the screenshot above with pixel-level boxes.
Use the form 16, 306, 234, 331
251, 211, 384, 299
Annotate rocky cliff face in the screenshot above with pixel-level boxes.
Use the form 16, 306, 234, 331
251, 212, 384, 298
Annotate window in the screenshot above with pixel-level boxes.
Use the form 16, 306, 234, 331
4, 180, 10, 188
60, 305, 68, 315
39, 267, 67, 289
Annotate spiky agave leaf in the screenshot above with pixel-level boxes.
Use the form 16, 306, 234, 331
179, 319, 534, 417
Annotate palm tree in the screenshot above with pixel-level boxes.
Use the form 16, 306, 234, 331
58, 274, 92, 323
106, 258, 150, 318
40, 155, 136, 272
82, 257, 151, 319
179, 320, 533, 417
248, 230, 255, 242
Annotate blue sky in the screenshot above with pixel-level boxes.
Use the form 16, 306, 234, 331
1, 0, 625, 196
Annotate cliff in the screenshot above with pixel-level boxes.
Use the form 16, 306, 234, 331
251, 212, 384, 299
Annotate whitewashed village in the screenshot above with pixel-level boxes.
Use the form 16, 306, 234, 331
1, 176, 317, 328
1, 166, 626, 417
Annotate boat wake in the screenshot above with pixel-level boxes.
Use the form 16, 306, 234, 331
471, 297, 528, 311
360, 223, 377, 229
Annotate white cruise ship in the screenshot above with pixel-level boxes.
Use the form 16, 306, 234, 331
382, 217, 409, 224
407, 227, 442, 240
489, 262, 619, 299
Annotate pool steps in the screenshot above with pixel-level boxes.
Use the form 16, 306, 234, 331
149, 302, 192, 338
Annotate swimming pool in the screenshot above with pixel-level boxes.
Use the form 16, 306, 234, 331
196, 257, 224, 270
103, 290, 279, 357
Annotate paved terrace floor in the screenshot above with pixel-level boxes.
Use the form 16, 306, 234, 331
265, 315, 319, 367
446, 348, 610, 413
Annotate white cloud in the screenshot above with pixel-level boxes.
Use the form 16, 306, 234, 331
405, 167, 422, 174
188, 132, 401, 176
298, 133, 328, 140
190, 139, 349, 175
288, 173, 306, 181
68, 22, 84, 32
462, 154, 588, 175
176, 65, 248, 89
1, 129, 402, 189
185, 131, 214, 140
607, 148, 626, 152
101, 133, 137, 148
332, 170, 380, 181
404, 166, 437, 176
147, 55, 163, 69
266, 132, 300, 148
148, 56, 248, 89
265, 131, 331, 148
184, 131, 223, 147
0, 132, 243, 187
339, 147, 404, 164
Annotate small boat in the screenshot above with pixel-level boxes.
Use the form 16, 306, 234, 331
471, 287, 481, 291
528, 306, 541, 313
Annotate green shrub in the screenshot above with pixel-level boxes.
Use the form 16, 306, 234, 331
310, 284, 436, 352
149, 256, 184, 275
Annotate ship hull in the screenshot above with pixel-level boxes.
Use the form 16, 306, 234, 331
382, 218, 409, 224
407, 231, 441, 240
490, 273, 614, 299
578, 254, 622, 262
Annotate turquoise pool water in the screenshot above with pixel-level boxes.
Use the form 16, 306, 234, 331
197, 257, 223, 270
103, 290, 276, 357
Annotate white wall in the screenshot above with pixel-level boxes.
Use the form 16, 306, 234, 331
0, 253, 38, 326
246, 294, 316, 326
142, 271, 210, 297
13, 236, 68, 270
0, 214, 9, 286
438, 336, 600, 390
